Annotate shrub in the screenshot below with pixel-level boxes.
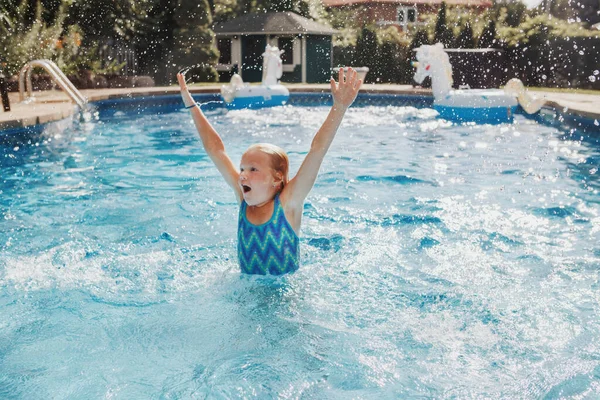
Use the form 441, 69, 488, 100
478, 20, 497, 48
171, 0, 219, 83
376, 27, 412, 84
0, 0, 118, 78
434, 2, 454, 47
410, 29, 430, 50
500, 14, 600, 88
455, 22, 475, 49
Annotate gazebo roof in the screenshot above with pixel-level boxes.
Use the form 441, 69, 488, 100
213, 11, 338, 36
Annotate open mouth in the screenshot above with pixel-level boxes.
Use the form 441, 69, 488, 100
242, 185, 251, 193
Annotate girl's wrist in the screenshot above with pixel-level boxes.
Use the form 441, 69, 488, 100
332, 103, 348, 113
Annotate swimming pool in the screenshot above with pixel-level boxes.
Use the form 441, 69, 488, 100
1, 94, 599, 398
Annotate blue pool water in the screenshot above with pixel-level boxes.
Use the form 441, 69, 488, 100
1, 95, 600, 398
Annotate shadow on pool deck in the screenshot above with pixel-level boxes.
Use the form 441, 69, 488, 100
1, 84, 599, 131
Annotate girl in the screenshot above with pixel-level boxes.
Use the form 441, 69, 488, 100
178, 68, 362, 275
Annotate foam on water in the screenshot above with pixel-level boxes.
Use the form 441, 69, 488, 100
1, 101, 600, 398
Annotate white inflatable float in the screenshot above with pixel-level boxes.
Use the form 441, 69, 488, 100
220, 45, 289, 109
413, 43, 545, 123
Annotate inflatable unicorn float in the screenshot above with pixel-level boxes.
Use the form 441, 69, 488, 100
413, 43, 545, 123
220, 44, 290, 109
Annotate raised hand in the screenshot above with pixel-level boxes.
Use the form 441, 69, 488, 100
177, 73, 195, 108
330, 67, 362, 110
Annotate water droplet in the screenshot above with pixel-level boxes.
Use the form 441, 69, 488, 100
595, 119, 599, 126
590, 76, 597, 83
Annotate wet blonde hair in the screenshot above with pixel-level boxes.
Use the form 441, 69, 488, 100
245, 143, 289, 191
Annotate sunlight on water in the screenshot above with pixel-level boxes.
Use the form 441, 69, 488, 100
1, 100, 600, 398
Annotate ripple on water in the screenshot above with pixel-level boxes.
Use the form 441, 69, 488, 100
1, 103, 600, 397
356, 174, 435, 185
532, 205, 580, 218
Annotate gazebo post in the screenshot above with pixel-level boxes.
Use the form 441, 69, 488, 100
301, 35, 307, 83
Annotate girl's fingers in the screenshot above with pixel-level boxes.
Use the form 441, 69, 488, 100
343, 68, 356, 86
349, 69, 357, 84
177, 73, 186, 87
330, 78, 337, 93
338, 67, 344, 85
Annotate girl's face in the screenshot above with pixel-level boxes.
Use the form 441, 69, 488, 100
239, 149, 282, 206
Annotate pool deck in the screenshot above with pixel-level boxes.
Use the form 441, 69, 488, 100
1, 84, 599, 130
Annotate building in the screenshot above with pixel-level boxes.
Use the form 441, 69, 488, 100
213, 12, 338, 83
320, 0, 492, 31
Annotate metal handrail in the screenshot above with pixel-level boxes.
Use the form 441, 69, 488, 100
19, 59, 87, 108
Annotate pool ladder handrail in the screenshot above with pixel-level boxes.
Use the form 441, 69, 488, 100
19, 59, 87, 108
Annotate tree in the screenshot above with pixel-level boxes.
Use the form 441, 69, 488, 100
354, 25, 378, 82
171, 0, 219, 82
377, 27, 412, 84
478, 20, 497, 48
138, 0, 177, 82
502, 1, 527, 27
0, 0, 85, 76
410, 29, 429, 50
455, 21, 475, 49
576, 0, 600, 26
212, 0, 238, 23
257, 0, 310, 16
136, 0, 219, 83
233, 0, 311, 18
434, 2, 454, 47
66, 0, 151, 42
542, 0, 600, 27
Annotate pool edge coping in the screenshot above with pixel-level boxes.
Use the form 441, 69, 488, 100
1, 86, 598, 132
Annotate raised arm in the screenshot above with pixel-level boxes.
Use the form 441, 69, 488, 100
283, 68, 362, 208
178, 73, 242, 203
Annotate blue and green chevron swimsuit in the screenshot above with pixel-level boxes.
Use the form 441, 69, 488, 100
237, 193, 300, 275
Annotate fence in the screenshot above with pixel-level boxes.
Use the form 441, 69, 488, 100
98, 40, 138, 76
505, 37, 600, 90
333, 38, 600, 90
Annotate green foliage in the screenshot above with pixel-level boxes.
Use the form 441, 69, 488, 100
232, 0, 313, 18
478, 20, 497, 48
433, 2, 453, 47
333, 24, 414, 84
375, 27, 412, 84
541, 0, 578, 21
410, 29, 430, 50
257, 0, 310, 16
354, 25, 377, 74
576, 0, 600, 26
213, 0, 238, 23
55, 26, 126, 75
325, 6, 360, 47
455, 21, 475, 49
492, 1, 528, 28
531, 0, 600, 27
66, 0, 153, 41
0, 0, 65, 76
0, 0, 130, 78
327, 0, 599, 87
499, 14, 600, 47
172, 0, 219, 82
